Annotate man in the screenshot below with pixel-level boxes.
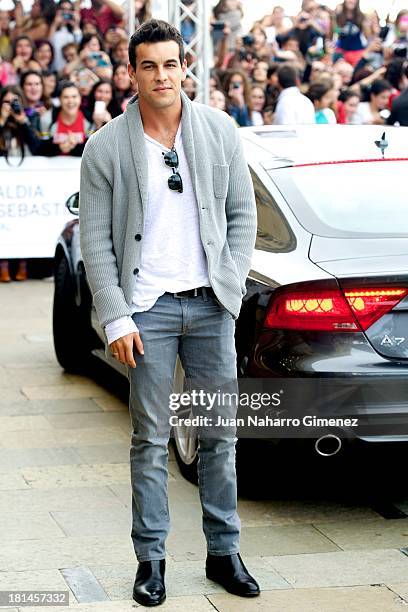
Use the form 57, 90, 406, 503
273, 63, 316, 124
79, 19, 259, 607
388, 65, 408, 126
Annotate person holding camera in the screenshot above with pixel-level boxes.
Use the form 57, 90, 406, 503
12, 0, 56, 43
0, 85, 43, 282
212, 0, 243, 53
223, 68, 253, 126
49, 0, 82, 73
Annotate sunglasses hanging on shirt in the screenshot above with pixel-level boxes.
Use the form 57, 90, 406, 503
162, 146, 183, 194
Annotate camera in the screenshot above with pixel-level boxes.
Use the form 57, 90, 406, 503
62, 11, 73, 20
394, 44, 408, 59
212, 21, 225, 31
10, 98, 22, 114
242, 35, 254, 47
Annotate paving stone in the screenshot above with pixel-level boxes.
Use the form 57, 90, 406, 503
73, 444, 130, 465
208, 585, 407, 612
314, 518, 408, 550
21, 384, 116, 401
51, 507, 131, 537
0, 471, 30, 490
20, 463, 131, 489
45, 412, 131, 431
0, 427, 129, 449
0, 415, 55, 432
0, 398, 103, 416
239, 525, 340, 557
266, 549, 408, 588
0, 318, 50, 333
0, 367, 70, 387
0, 568, 70, 592
0, 511, 66, 541
93, 396, 128, 412
24, 333, 53, 343
0, 448, 82, 470
61, 566, 109, 604
0, 536, 135, 571
108, 484, 132, 507
0, 486, 126, 513
0, 387, 27, 401
236, 499, 380, 527
21, 595, 215, 611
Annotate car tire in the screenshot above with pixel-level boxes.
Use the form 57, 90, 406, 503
171, 358, 198, 484
53, 256, 91, 373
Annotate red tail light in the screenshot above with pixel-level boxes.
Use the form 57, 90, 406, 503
265, 283, 408, 332
344, 288, 408, 331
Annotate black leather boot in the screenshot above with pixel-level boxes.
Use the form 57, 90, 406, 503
132, 559, 166, 606
206, 553, 260, 597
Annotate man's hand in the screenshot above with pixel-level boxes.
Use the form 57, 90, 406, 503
109, 332, 144, 368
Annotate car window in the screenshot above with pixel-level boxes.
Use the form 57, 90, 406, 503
250, 169, 296, 253
273, 162, 408, 237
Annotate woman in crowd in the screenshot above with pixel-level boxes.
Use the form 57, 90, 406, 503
20, 70, 48, 134
44, 80, 92, 155
0, 86, 43, 281
110, 36, 129, 65
337, 89, 361, 123
12, 0, 56, 42
213, 0, 243, 53
86, 78, 121, 130
48, 0, 82, 72
210, 89, 226, 111
135, 0, 152, 27
250, 85, 266, 126
9, 35, 40, 81
335, 0, 370, 67
34, 40, 54, 71
307, 78, 337, 123
260, 5, 292, 45
112, 62, 133, 110
350, 78, 392, 124
223, 68, 253, 126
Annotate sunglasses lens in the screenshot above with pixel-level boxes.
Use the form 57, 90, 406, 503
168, 172, 183, 193
163, 150, 178, 168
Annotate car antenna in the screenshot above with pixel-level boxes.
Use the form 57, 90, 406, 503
374, 132, 388, 159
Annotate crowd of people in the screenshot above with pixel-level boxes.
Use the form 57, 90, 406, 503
0, 0, 407, 167
205, 0, 408, 127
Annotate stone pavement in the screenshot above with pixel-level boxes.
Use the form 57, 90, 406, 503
1, 279, 408, 611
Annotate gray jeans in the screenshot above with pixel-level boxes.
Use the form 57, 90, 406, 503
128, 291, 241, 561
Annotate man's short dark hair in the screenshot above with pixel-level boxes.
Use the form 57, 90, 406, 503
277, 64, 298, 89
128, 19, 185, 69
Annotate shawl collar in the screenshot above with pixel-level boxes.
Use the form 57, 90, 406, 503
124, 91, 200, 209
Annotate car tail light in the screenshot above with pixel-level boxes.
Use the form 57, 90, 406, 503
265, 282, 408, 332
344, 288, 408, 331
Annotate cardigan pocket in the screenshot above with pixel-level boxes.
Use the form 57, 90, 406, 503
213, 164, 229, 199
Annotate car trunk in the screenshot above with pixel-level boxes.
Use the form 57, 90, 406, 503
309, 236, 408, 360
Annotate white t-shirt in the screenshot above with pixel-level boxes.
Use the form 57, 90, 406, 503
104, 124, 210, 344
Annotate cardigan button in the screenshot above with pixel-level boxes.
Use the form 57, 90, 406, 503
133, 268, 139, 275
135, 234, 142, 241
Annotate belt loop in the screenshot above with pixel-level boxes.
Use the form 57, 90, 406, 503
202, 287, 208, 301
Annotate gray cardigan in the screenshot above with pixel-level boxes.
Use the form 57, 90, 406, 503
79, 91, 257, 329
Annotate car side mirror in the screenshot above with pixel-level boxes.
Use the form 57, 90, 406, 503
65, 192, 79, 216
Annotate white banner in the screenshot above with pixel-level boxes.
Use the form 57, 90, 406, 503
0, 156, 80, 259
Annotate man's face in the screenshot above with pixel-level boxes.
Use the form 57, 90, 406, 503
128, 41, 187, 110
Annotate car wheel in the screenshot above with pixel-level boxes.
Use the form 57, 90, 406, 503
171, 358, 198, 484
53, 256, 91, 373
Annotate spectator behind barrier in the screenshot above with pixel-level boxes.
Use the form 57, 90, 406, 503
250, 85, 265, 125
86, 77, 121, 129
350, 78, 392, 124
307, 78, 337, 123
112, 62, 134, 110
42, 80, 93, 155
12, 0, 57, 43
48, 0, 82, 73
223, 68, 253, 126
274, 63, 316, 124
